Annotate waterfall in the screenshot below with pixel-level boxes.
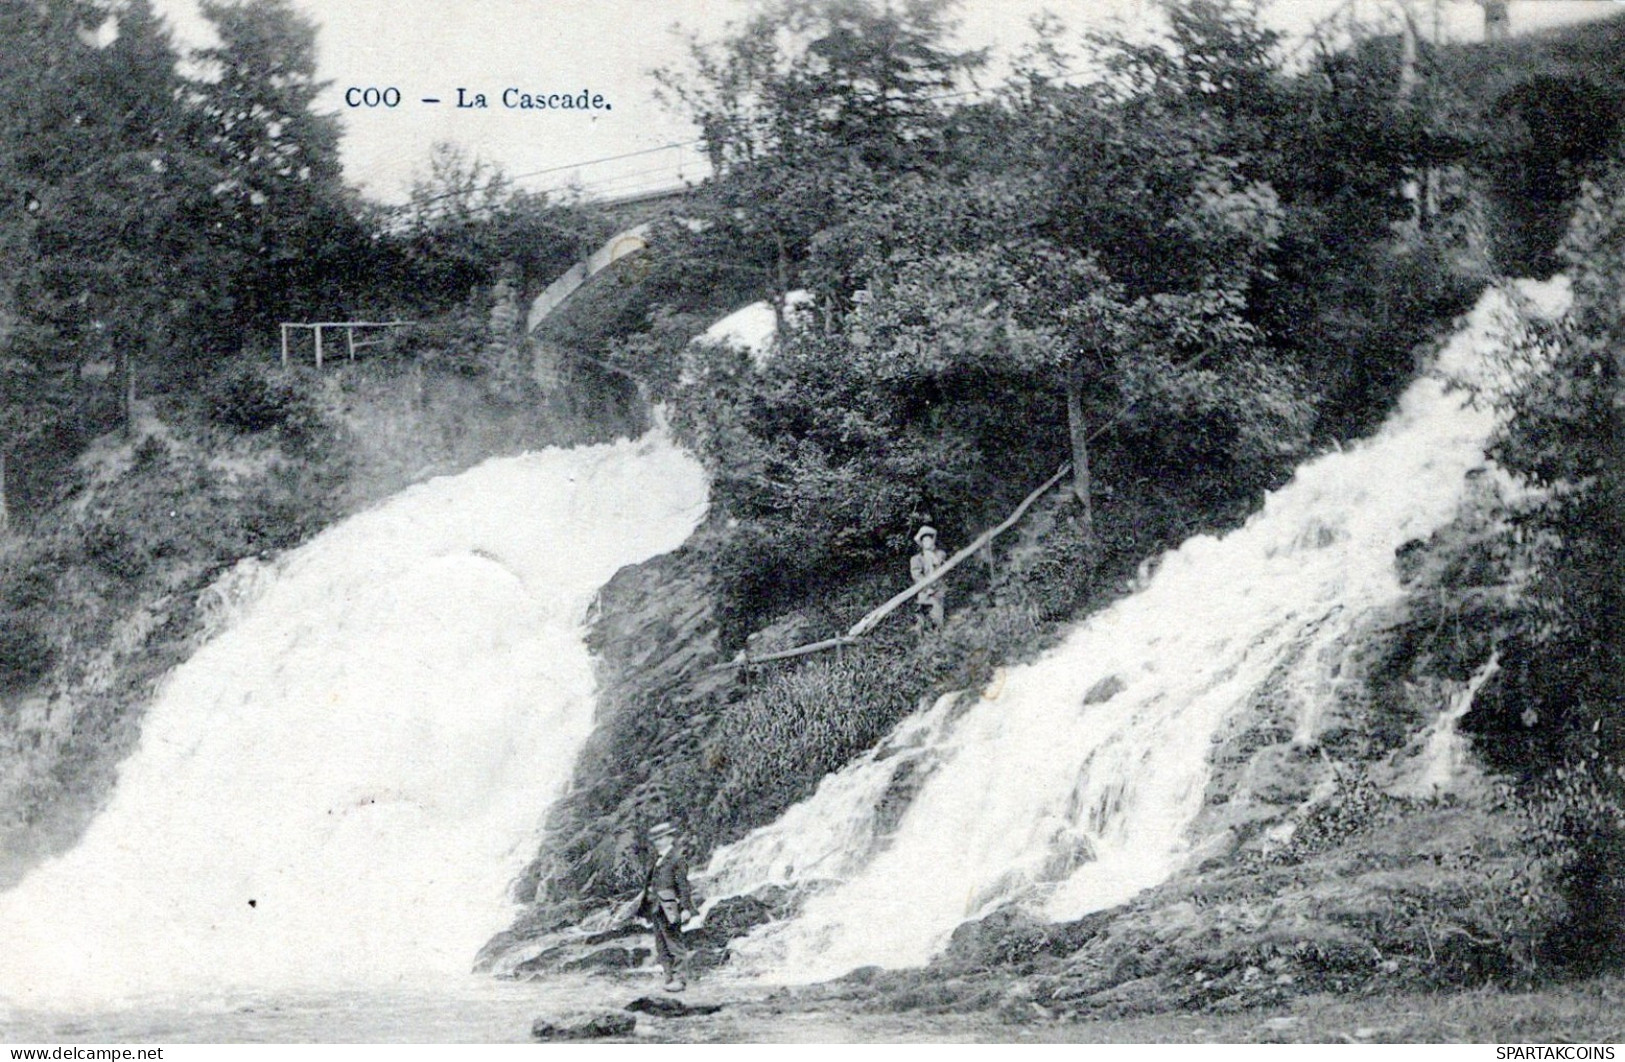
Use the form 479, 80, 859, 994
0, 430, 707, 1006
701, 278, 1570, 983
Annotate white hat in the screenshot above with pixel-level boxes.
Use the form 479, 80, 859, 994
914, 525, 937, 544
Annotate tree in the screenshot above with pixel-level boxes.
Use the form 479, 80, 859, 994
654, 0, 984, 326
1466, 153, 1625, 968
396, 142, 598, 305
37, 149, 235, 427
186, 0, 354, 337
1, 0, 214, 451
654, 0, 1317, 630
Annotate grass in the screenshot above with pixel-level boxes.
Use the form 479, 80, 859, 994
1039, 976, 1625, 1043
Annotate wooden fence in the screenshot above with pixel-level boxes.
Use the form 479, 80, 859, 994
279, 321, 415, 368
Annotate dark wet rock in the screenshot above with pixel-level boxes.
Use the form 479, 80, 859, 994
944, 907, 1111, 971
945, 909, 1053, 969
530, 1012, 636, 1040
562, 945, 650, 972
693, 890, 784, 943
584, 533, 729, 707
1082, 674, 1126, 705
507, 945, 568, 980
581, 921, 646, 946
836, 965, 885, 985
625, 996, 724, 1018
477, 901, 592, 972
678, 889, 793, 972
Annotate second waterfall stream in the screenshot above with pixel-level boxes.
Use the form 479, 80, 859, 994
700, 278, 1570, 984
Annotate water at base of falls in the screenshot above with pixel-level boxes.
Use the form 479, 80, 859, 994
0, 430, 707, 1009
702, 278, 1571, 984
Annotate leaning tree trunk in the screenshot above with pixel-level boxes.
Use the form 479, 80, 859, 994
768, 229, 790, 340
122, 344, 137, 438
1607, 340, 1625, 715
1065, 363, 1094, 545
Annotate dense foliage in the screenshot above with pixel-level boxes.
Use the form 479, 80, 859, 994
1459, 148, 1625, 969
0, 0, 600, 521
635, 0, 1478, 644
524, 6, 1625, 959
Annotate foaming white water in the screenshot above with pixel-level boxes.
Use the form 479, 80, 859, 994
703, 279, 1569, 982
0, 430, 707, 1006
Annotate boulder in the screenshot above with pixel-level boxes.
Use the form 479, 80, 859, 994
682, 890, 789, 971
562, 946, 650, 972
693, 892, 781, 941
944, 908, 1053, 969
1082, 674, 1126, 705
943, 906, 1112, 970
508, 945, 567, 980
530, 1013, 636, 1040
581, 921, 645, 946
625, 996, 724, 1018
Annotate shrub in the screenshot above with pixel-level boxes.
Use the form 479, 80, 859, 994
1514, 767, 1625, 971
209, 362, 326, 444
0, 615, 53, 691
80, 517, 150, 581
711, 651, 921, 836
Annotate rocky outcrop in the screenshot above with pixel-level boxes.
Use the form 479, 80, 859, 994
530, 1013, 636, 1040
485, 519, 733, 967
626, 996, 725, 1018
583, 519, 732, 715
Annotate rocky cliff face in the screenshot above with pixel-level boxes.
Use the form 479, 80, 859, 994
489, 520, 733, 962
582, 523, 732, 720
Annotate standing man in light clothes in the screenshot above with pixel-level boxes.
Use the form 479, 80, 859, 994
911, 525, 947, 633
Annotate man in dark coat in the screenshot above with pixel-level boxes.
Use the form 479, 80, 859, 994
642, 820, 699, 992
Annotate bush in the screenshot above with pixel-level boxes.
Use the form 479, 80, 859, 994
1515, 767, 1625, 972
209, 362, 326, 444
710, 651, 922, 835
0, 615, 53, 691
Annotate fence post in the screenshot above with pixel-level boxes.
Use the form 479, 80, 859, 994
280, 324, 289, 368
314, 325, 324, 369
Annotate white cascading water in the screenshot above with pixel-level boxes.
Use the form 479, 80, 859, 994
0, 429, 707, 1007
702, 278, 1570, 983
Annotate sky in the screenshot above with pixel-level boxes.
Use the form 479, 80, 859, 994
150, 0, 1625, 205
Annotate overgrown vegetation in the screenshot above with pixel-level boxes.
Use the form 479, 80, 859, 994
0, 0, 635, 881
1458, 145, 1625, 972
526, 0, 1609, 901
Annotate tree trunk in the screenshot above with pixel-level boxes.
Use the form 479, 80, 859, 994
770, 230, 791, 340
1065, 364, 1094, 544
1606, 341, 1625, 715
0, 449, 9, 534
123, 344, 137, 437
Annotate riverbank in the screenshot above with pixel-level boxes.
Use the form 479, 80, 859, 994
5, 969, 1620, 1043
